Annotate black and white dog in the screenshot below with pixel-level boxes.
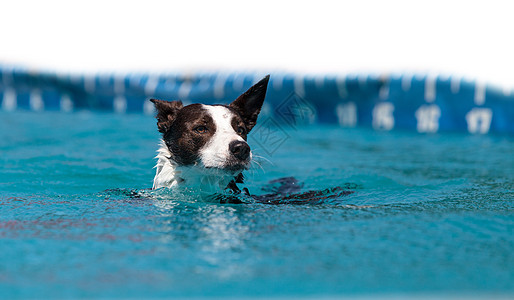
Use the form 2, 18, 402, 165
150, 75, 269, 195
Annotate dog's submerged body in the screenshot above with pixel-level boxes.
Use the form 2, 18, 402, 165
151, 75, 269, 195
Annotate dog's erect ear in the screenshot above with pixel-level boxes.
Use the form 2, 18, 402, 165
229, 75, 270, 132
150, 99, 184, 133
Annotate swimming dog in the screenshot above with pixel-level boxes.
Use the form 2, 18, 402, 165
150, 75, 269, 195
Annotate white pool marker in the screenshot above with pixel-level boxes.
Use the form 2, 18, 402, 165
466, 108, 492, 134
372, 102, 395, 131
336, 102, 357, 127
260, 102, 272, 117
272, 74, 284, 91
178, 82, 193, 100
502, 87, 512, 97
232, 74, 246, 91
450, 77, 461, 94
60, 94, 73, 112
474, 82, 486, 106
113, 95, 127, 113
198, 77, 211, 93
144, 76, 159, 96
294, 76, 306, 97
401, 74, 412, 92
143, 99, 156, 115
336, 76, 348, 99
30, 89, 44, 111
415, 104, 441, 133
213, 74, 228, 99
314, 76, 325, 89
252, 74, 265, 85
424, 75, 437, 103
2, 87, 17, 111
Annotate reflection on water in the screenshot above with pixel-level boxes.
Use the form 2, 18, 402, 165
198, 206, 248, 253
151, 192, 251, 278
197, 205, 249, 278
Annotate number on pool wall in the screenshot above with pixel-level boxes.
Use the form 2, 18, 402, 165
466, 108, 493, 134
30, 89, 44, 112
2, 88, 17, 111
372, 102, 395, 131
336, 102, 357, 127
415, 104, 441, 133
114, 95, 127, 114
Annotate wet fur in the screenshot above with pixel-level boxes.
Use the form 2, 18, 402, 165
151, 75, 270, 193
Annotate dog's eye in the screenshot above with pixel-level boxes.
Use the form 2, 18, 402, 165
194, 126, 207, 134
237, 127, 246, 135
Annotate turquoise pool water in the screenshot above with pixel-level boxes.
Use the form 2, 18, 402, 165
1, 111, 513, 299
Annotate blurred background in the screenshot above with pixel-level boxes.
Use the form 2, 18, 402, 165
2, 0, 514, 88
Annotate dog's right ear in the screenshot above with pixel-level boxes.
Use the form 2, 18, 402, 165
229, 75, 270, 133
150, 99, 184, 133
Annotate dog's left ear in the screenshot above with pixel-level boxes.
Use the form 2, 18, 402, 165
150, 99, 184, 133
229, 75, 270, 132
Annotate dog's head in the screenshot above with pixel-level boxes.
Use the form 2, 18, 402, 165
151, 75, 269, 174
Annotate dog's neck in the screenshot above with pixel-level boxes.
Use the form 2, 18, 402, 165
153, 140, 240, 194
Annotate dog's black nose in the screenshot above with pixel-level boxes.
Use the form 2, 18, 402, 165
229, 141, 250, 161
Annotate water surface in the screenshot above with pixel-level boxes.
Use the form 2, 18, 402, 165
1, 111, 513, 298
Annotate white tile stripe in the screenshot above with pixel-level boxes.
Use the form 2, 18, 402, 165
474, 82, 486, 105
60, 94, 73, 112
2, 87, 16, 111
336, 76, 348, 99
213, 74, 228, 99
252, 74, 264, 84
450, 77, 461, 94
143, 99, 155, 115
0, 72, 507, 136
424, 75, 436, 103
178, 82, 193, 100
401, 74, 412, 92
114, 95, 127, 113
144, 76, 159, 96
294, 76, 305, 97
272, 74, 284, 91
314, 76, 325, 89
232, 74, 246, 91
30, 89, 44, 111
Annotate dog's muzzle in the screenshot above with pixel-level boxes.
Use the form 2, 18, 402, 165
229, 141, 250, 161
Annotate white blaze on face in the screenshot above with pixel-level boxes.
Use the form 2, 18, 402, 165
200, 105, 248, 169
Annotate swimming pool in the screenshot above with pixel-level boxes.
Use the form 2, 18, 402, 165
1, 110, 513, 298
